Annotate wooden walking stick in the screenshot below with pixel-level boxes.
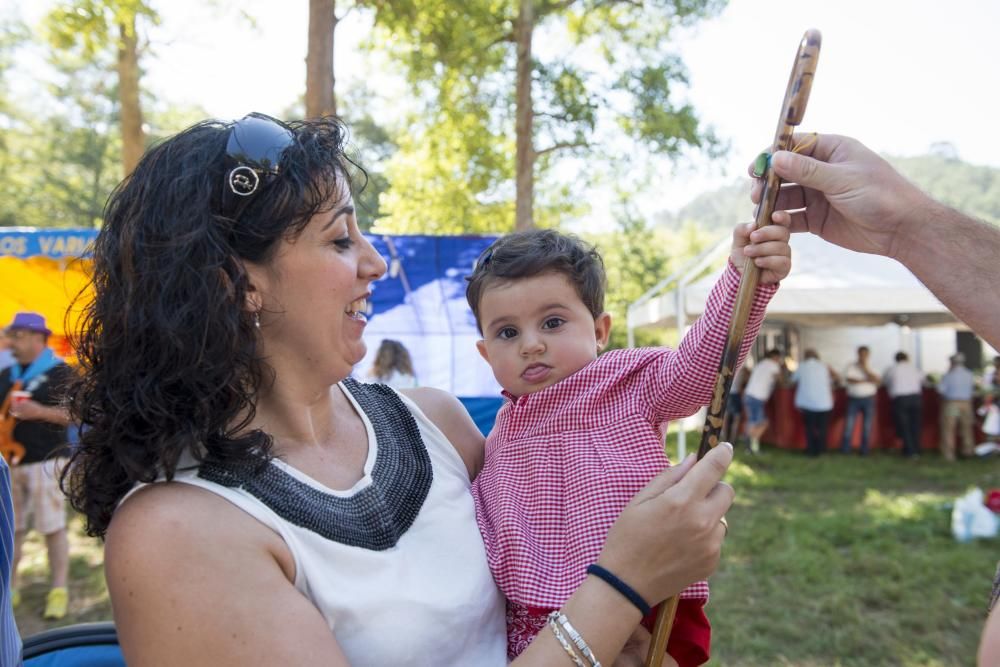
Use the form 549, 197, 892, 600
644, 29, 821, 667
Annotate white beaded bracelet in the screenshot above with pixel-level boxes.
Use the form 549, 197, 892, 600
548, 614, 586, 667
548, 611, 602, 667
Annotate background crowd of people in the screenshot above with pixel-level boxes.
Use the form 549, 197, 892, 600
726, 343, 1000, 460
0, 314, 73, 623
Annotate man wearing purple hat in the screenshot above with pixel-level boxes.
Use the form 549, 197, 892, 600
0, 312, 74, 621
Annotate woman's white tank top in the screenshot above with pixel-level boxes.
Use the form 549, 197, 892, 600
159, 380, 506, 666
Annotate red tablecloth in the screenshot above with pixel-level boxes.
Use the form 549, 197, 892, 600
761, 387, 984, 452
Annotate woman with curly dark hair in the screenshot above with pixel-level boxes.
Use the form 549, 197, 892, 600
67, 113, 735, 666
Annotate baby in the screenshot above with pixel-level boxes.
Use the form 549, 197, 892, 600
467, 222, 790, 665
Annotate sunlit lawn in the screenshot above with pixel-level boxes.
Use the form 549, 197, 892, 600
12, 436, 1000, 666
14, 512, 110, 639
667, 438, 1000, 667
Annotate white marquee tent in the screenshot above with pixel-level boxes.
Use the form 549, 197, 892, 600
627, 232, 964, 458
627, 233, 957, 335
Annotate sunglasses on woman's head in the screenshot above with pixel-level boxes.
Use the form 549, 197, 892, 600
225, 113, 295, 198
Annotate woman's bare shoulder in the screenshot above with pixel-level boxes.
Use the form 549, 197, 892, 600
105, 481, 349, 666
108, 482, 265, 555
105, 481, 292, 597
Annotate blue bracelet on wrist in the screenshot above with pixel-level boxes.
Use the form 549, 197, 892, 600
585, 564, 652, 617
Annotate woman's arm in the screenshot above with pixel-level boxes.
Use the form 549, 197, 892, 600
105, 483, 351, 667
106, 432, 731, 667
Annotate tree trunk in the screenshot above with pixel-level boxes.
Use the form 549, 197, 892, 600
306, 0, 338, 118
514, 0, 535, 230
117, 19, 144, 176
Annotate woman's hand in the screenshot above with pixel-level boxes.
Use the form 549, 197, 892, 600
597, 443, 734, 607
609, 625, 680, 667
609, 625, 649, 667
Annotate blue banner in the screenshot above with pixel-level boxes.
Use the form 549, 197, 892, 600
359, 233, 501, 397
5, 227, 504, 399
0, 228, 99, 259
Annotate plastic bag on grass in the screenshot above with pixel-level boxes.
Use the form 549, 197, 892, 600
976, 442, 1000, 457
952, 488, 999, 542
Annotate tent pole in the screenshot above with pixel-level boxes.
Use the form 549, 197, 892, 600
914, 329, 923, 372
626, 237, 730, 324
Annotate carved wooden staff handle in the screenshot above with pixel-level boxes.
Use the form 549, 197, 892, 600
645, 29, 821, 667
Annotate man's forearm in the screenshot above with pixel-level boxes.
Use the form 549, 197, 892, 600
897, 201, 1000, 349
38, 405, 72, 427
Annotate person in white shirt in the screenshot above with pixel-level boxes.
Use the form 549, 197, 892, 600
792, 349, 838, 456
369, 339, 419, 389
742, 349, 785, 454
938, 352, 976, 461
721, 363, 751, 446
841, 345, 880, 455
882, 351, 924, 458
980, 355, 1000, 396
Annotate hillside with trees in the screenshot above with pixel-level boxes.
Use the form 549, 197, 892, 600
657, 150, 1000, 234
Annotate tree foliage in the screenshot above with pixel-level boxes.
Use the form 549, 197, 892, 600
894, 151, 1000, 225
0, 21, 117, 228
0, 9, 210, 229
591, 207, 714, 350
345, 109, 396, 229
42, 0, 159, 174
22, 53, 122, 228
367, 0, 725, 233
42, 0, 157, 58
658, 150, 1000, 236
285, 82, 396, 230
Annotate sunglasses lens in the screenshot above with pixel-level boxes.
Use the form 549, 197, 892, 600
226, 114, 294, 174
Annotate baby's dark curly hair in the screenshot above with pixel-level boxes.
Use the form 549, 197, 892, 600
65, 115, 362, 538
465, 229, 607, 334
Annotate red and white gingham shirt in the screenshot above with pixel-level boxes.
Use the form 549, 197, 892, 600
473, 262, 776, 611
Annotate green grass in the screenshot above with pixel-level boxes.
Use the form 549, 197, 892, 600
13, 513, 110, 639
12, 440, 1000, 665
664, 435, 1000, 667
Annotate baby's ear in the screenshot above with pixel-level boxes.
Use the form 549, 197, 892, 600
476, 339, 490, 364
594, 312, 612, 351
